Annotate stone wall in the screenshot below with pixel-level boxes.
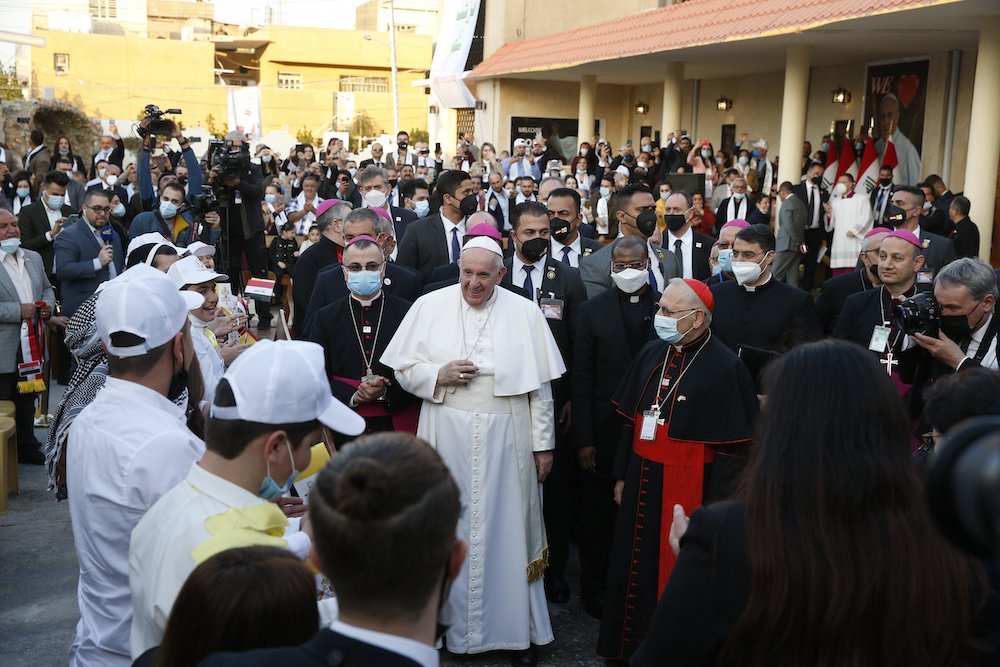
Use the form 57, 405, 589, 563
0, 100, 101, 169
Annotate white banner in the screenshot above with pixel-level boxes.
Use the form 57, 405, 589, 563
228, 87, 263, 140
429, 0, 481, 109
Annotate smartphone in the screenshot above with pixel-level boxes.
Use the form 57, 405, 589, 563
65, 214, 79, 226
435, 142, 441, 154
626, 138, 633, 146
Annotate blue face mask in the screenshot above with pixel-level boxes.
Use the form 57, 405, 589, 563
711, 262, 722, 277
261, 154, 272, 163
599, 186, 611, 198
16, 187, 29, 199
414, 200, 430, 218
159, 200, 178, 219
46, 194, 65, 210
718, 248, 734, 274
659, 192, 670, 201
653, 311, 694, 344
259, 440, 300, 501
737, 156, 749, 166
346, 270, 383, 297
0, 238, 21, 254
751, 149, 761, 159
111, 202, 126, 218
264, 193, 277, 204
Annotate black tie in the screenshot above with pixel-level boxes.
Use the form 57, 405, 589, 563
674, 239, 684, 278
523, 265, 535, 299
808, 186, 816, 227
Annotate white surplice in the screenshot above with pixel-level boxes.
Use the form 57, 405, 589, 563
826, 191, 874, 269
381, 285, 565, 654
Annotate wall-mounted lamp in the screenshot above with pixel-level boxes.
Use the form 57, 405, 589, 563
634, 102, 650, 115
831, 87, 852, 105
716, 96, 733, 111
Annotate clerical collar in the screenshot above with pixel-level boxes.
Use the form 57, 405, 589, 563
742, 272, 774, 293
351, 292, 382, 307
672, 328, 711, 353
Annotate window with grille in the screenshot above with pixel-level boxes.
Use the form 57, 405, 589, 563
54, 54, 70, 76
89, 0, 117, 19
339, 76, 389, 94
278, 72, 303, 90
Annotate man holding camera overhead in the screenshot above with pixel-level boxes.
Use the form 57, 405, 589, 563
209, 130, 271, 328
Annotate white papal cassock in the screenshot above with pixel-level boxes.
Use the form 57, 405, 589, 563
381, 283, 566, 653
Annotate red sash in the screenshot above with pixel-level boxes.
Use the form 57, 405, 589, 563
632, 420, 713, 595
331, 375, 418, 434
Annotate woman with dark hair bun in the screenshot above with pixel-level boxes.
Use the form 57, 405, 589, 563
633, 339, 992, 667
133, 546, 319, 667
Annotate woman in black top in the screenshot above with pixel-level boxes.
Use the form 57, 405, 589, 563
633, 339, 994, 666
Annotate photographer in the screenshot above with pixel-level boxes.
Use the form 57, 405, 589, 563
137, 116, 202, 212
209, 130, 271, 328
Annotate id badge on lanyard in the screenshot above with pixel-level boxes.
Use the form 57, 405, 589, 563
640, 409, 659, 441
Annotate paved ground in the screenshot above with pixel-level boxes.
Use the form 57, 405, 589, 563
0, 384, 606, 667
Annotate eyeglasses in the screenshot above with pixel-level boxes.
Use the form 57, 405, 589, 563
611, 261, 648, 271
85, 205, 111, 214
344, 262, 384, 273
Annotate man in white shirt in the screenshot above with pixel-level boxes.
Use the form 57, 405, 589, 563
505, 138, 535, 180
662, 191, 714, 280
129, 340, 365, 659
547, 188, 601, 268
200, 432, 467, 667
67, 264, 205, 667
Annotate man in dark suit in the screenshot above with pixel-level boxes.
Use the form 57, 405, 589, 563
573, 236, 656, 618
53, 189, 125, 316
793, 162, 829, 291
17, 170, 74, 279
484, 170, 511, 231
301, 208, 420, 338
547, 188, 602, 269
917, 182, 950, 237
946, 195, 979, 259
89, 125, 125, 179
200, 433, 466, 667
53, 155, 87, 211
501, 201, 588, 606
397, 170, 475, 283
714, 177, 750, 228
0, 209, 55, 463
579, 183, 680, 299
355, 166, 415, 240
886, 185, 956, 278
772, 181, 808, 287
815, 228, 890, 334
357, 142, 387, 170
395, 178, 429, 242
24, 130, 51, 188
869, 165, 894, 224
662, 191, 713, 280
291, 200, 352, 336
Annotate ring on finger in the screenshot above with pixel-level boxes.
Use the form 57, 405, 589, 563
460, 373, 465, 380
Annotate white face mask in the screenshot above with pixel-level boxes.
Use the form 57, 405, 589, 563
732, 255, 768, 286
364, 189, 387, 209
610, 267, 648, 293
833, 183, 848, 196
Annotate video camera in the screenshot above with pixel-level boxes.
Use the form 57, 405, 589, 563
209, 137, 250, 180
190, 185, 219, 218
137, 104, 182, 138
926, 416, 1000, 558
892, 292, 941, 337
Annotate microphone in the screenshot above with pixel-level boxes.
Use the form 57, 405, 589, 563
100, 225, 113, 245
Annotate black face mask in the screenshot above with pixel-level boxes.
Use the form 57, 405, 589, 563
388, 179, 397, 189
178, 176, 188, 186
635, 210, 658, 237
398, 141, 408, 150
168, 366, 189, 403
811, 174, 823, 185
879, 177, 893, 187
868, 263, 879, 278
941, 315, 972, 341
518, 237, 549, 263
883, 204, 907, 227
664, 214, 687, 233
550, 218, 573, 243
458, 193, 479, 218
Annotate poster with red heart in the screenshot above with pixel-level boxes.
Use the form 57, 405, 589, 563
865, 59, 929, 188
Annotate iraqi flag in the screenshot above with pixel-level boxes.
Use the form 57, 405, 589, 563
821, 141, 839, 191
857, 137, 880, 194
881, 136, 902, 185
836, 139, 859, 181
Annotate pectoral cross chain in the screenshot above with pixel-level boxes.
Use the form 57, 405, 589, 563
880, 352, 898, 376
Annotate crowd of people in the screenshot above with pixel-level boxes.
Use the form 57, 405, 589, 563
0, 119, 998, 666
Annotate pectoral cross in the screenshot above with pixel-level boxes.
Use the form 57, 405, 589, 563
362, 367, 378, 383
880, 352, 898, 376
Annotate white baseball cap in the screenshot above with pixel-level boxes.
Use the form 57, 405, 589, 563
184, 241, 216, 258
513, 138, 527, 148
615, 165, 631, 177
126, 232, 176, 266
210, 340, 366, 435
167, 255, 229, 288
96, 264, 204, 358
753, 138, 769, 150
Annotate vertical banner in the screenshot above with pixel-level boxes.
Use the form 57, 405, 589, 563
228, 87, 263, 141
865, 59, 929, 187
429, 0, 482, 108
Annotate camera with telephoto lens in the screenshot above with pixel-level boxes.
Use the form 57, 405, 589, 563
137, 104, 182, 138
891, 292, 941, 337
190, 185, 219, 218
210, 138, 250, 180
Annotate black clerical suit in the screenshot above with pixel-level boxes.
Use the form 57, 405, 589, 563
710, 277, 823, 387
395, 213, 453, 283
198, 628, 422, 667
572, 284, 656, 614
950, 217, 980, 259
300, 261, 420, 338
308, 294, 417, 445
815, 268, 879, 335
598, 333, 758, 662
291, 236, 344, 336
793, 180, 829, 291
501, 254, 588, 593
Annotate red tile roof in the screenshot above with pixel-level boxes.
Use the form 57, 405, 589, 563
468, 0, 949, 78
